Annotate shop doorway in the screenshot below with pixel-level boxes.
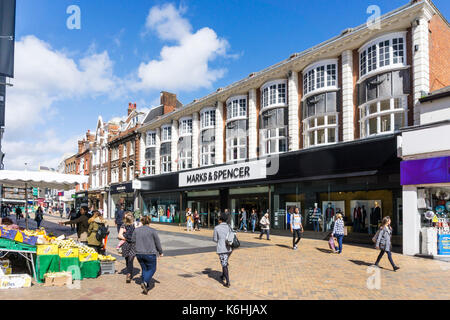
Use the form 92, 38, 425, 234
187, 199, 220, 228
229, 195, 268, 230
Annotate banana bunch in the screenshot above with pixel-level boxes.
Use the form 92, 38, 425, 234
98, 255, 116, 261
23, 229, 46, 237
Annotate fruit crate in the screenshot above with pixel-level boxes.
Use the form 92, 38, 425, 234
99, 261, 115, 275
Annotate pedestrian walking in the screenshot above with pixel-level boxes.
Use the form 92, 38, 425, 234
15, 206, 22, 221
213, 212, 232, 288
118, 212, 136, 283
59, 206, 90, 244
34, 206, 44, 229
259, 212, 271, 240
374, 216, 400, 271
87, 210, 108, 254
238, 208, 247, 232
291, 207, 304, 250
250, 209, 258, 233
186, 208, 194, 232
115, 204, 125, 233
193, 209, 200, 231
331, 213, 345, 254
132, 216, 163, 295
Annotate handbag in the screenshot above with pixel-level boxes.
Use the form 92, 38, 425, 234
226, 225, 240, 249
343, 226, 348, 236
372, 229, 381, 244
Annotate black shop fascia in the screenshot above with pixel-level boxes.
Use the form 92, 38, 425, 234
138, 133, 401, 195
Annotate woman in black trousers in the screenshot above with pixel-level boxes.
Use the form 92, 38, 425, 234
374, 216, 400, 271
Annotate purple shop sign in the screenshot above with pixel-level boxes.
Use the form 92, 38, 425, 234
401, 156, 450, 185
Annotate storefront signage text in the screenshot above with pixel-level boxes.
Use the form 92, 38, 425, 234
179, 160, 266, 187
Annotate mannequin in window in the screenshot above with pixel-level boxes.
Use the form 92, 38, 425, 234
353, 205, 362, 233
325, 203, 335, 232
312, 203, 321, 232
361, 205, 367, 231
370, 202, 381, 235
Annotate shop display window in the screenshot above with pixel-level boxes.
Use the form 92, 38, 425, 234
142, 192, 180, 223
417, 187, 450, 256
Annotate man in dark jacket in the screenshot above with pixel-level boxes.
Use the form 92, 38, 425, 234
59, 206, 90, 243
115, 204, 125, 233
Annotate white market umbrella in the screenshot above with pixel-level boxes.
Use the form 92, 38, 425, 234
0, 170, 88, 228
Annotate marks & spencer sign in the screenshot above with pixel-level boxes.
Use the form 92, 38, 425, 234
179, 160, 266, 187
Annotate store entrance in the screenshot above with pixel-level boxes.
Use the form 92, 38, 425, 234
187, 199, 220, 228
229, 195, 268, 230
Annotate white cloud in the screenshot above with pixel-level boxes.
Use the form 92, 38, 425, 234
132, 3, 230, 92
3, 35, 121, 171
7, 35, 120, 131
3, 131, 81, 171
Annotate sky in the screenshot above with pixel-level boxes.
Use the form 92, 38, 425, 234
3, 0, 450, 171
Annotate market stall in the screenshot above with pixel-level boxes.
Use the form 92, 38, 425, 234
0, 170, 116, 288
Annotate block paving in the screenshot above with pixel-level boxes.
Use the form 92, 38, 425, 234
1, 215, 449, 300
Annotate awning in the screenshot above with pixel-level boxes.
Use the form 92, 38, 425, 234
0, 170, 88, 190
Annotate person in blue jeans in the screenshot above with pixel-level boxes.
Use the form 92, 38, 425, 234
332, 213, 345, 254
238, 208, 247, 232
132, 216, 163, 295
250, 209, 258, 233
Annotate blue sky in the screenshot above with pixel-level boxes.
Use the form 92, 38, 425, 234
4, 0, 450, 170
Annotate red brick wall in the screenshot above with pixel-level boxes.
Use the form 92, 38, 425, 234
429, 14, 450, 92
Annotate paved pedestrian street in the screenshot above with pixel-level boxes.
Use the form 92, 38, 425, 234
1, 214, 449, 300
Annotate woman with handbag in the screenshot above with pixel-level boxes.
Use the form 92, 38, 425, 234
331, 213, 345, 254
213, 213, 232, 288
374, 216, 400, 271
259, 212, 271, 240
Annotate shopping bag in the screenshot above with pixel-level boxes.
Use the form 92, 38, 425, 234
328, 237, 336, 251
372, 229, 381, 244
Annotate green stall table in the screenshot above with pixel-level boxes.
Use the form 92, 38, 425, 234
80, 260, 100, 279
60, 257, 82, 280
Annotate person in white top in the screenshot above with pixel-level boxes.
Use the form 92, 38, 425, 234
291, 207, 304, 250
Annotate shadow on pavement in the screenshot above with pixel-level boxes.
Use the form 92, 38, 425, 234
275, 244, 291, 250
316, 247, 334, 254
349, 259, 376, 267
201, 268, 223, 285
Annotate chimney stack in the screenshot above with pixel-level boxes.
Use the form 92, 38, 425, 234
160, 91, 177, 115
128, 102, 136, 115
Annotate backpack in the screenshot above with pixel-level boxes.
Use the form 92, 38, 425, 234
96, 223, 110, 242
226, 225, 240, 249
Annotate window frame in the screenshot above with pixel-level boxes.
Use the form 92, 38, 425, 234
302, 113, 339, 148
260, 79, 288, 112
358, 32, 407, 80
161, 125, 172, 142
200, 107, 216, 130
179, 117, 193, 137
226, 95, 247, 122
302, 59, 339, 99
359, 95, 408, 138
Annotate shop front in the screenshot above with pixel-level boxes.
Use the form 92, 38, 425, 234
109, 182, 134, 218
139, 134, 402, 235
401, 156, 450, 257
